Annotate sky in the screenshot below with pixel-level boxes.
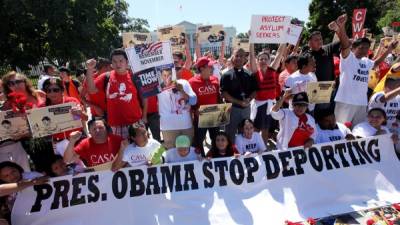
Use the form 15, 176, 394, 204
127, 0, 311, 33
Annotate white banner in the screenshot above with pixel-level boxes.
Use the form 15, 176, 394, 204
250, 15, 292, 43
12, 135, 400, 225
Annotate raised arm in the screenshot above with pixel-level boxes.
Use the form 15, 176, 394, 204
85, 59, 99, 94
249, 43, 258, 73
373, 40, 398, 69
183, 34, 193, 70
329, 14, 351, 59
63, 131, 82, 163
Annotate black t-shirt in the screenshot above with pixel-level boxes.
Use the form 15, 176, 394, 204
220, 68, 258, 107
308, 41, 341, 81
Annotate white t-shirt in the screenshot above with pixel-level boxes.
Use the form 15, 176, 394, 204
284, 70, 317, 111
352, 121, 390, 138
335, 52, 374, 106
369, 91, 400, 129
235, 132, 266, 154
122, 139, 162, 167
316, 123, 352, 144
158, 79, 196, 131
163, 147, 199, 163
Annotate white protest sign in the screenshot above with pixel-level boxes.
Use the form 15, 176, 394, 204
286, 24, 303, 45
125, 42, 176, 97
12, 135, 400, 225
250, 15, 292, 43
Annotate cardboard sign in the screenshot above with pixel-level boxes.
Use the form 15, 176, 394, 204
27, 103, 82, 138
383, 35, 400, 54
157, 26, 186, 52
232, 38, 250, 52
286, 24, 303, 45
0, 110, 30, 141
352, 8, 367, 39
196, 25, 225, 44
122, 32, 151, 48
126, 42, 176, 97
198, 103, 232, 128
306, 81, 335, 104
250, 15, 291, 43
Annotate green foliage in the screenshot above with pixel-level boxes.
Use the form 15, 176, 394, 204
307, 0, 390, 43
377, 0, 400, 29
0, 0, 149, 70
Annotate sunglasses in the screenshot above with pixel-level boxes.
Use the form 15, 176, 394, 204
46, 88, 62, 93
293, 103, 308, 107
7, 80, 24, 86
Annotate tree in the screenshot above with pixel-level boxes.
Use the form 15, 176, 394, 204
307, 0, 388, 43
377, 0, 400, 30
0, 0, 149, 71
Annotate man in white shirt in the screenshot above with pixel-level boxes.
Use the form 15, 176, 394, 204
163, 135, 200, 163
332, 14, 398, 126
157, 68, 197, 149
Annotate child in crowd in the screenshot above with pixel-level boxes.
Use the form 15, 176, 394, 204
111, 125, 165, 171
206, 131, 239, 158
163, 135, 201, 163
235, 119, 267, 155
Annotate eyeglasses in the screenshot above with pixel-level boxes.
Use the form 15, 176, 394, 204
46, 88, 62, 93
7, 80, 24, 86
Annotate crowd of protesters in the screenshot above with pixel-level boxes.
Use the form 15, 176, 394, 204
0, 13, 399, 224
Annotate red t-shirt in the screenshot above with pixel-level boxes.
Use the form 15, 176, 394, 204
179, 68, 194, 81
38, 96, 83, 141
189, 75, 220, 109
288, 114, 315, 148
83, 72, 106, 117
147, 95, 158, 114
90, 70, 142, 126
74, 134, 122, 167
255, 69, 280, 101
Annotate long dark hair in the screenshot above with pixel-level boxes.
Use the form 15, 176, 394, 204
209, 131, 236, 158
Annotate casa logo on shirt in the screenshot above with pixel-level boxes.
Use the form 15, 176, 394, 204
130, 154, 147, 162
90, 153, 116, 165
198, 85, 217, 95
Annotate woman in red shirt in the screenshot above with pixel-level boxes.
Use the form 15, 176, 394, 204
251, 50, 280, 147
0, 71, 46, 172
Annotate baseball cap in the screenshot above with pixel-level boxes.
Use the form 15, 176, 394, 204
175, 135, 191, 148
58, 66, 70, 73
292, 92, 309, 105
195, 57, 214, 70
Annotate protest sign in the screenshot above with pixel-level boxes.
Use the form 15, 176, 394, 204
352, 8, 367, 39
306, 81, 335, 104
126, 41, 176, 97
198, 103, 232, 128
26, 103, 82, 138
122, 32, 151, 48
0, 110, 30, 141
286, 24, 303, 45
197, 25, 225, 44
250, 15, 291, 43
382, 34, 400, 54
12, 135, 400, 225
232, 38, 250, 52
157, 26, 186, 52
